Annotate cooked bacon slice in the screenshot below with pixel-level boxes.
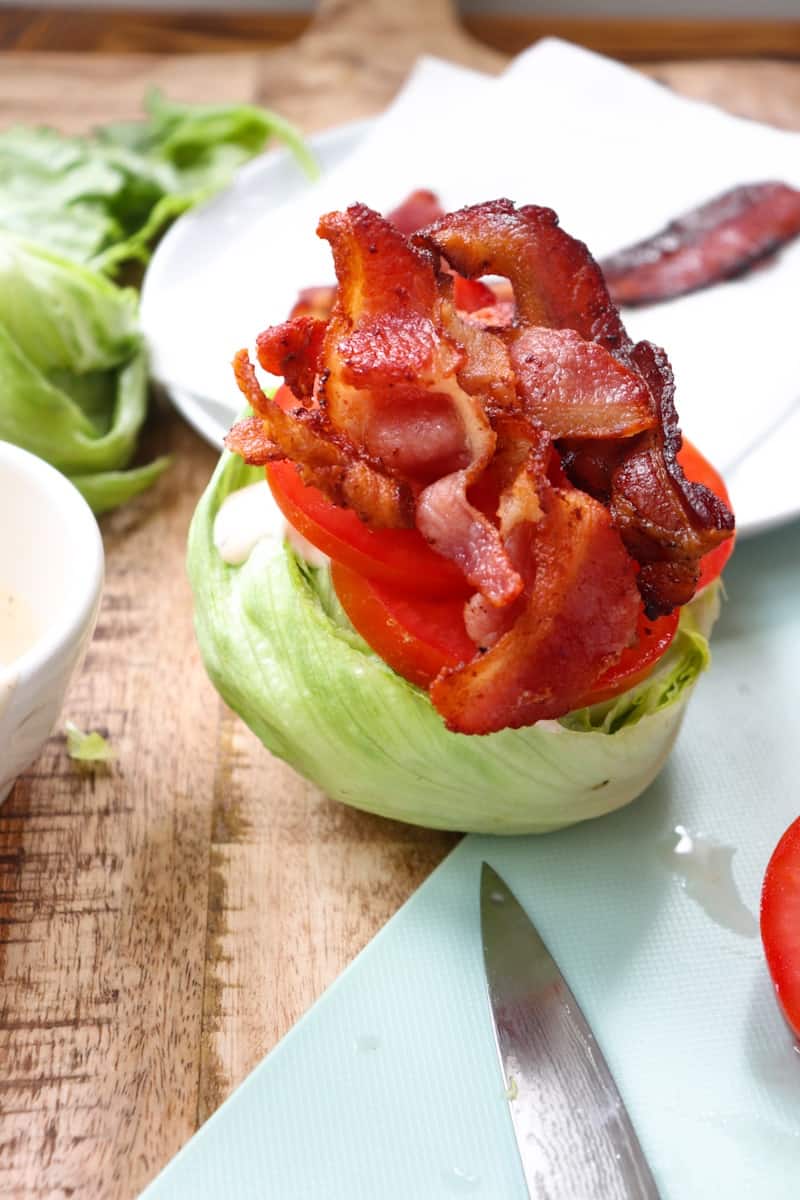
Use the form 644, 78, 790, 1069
414, 199, 631, 356
417, 199, 733, 613
557, 436, 624, 501
416, 472, 522, 608
314, 206, 489, 476
461, 420, 549, 647
225, 416, 278, 467
285, 192, 446, 322
289, 285, 336, 322
386, 188, 445, 235
453, 275, 497, 313
510, 327, 656, 439
315, 205, 523, 598
609, 341, 734, 613
439, 299, 516, 410
316, 204, 451, 433
256, 316, 326, 401
602, 181, 800, 305
230, 350, 413, 528
228, 196, 735, 731
431, 483, 641, 734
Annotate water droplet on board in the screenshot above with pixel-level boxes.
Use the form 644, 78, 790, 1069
659, 824, 758, 938
443, 1165, 481, 1192
354, 1034, 381, 1054
489, 890, 505, 905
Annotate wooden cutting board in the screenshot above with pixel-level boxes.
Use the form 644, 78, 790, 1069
0, 4, 798, 1196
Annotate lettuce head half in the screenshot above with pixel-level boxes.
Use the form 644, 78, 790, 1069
0, 232, 167, 512
188, 451, 721, 835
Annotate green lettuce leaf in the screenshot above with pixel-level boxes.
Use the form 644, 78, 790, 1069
70, 456, 171, 516
188, 451, 721, 835
0, 90, 316, 274
0, 92, 314, 513
0, 235, 164, 510
0, 91, 314, 513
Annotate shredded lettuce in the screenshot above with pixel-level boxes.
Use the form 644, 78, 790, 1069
188, 450, 721, 835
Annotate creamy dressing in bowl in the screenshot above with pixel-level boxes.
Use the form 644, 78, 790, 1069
0, 439, 104, 802
0, 587, 39, 666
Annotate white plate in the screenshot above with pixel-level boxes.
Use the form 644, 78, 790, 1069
143, 116, 800, 539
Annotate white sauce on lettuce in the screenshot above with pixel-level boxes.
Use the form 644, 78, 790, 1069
0, 587, 38, 666
214, 481, 329, 569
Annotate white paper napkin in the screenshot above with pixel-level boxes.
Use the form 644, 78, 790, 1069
142, 39, 800, 479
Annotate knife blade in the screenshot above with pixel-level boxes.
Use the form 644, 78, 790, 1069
480, 863, 661, 1200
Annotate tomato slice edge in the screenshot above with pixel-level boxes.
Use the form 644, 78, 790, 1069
761, 816, 800, 1039
270, 422, 733, 702
266, 460, 470, 598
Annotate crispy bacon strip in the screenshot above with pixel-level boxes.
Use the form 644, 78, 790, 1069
610, 341, 734, 613
386, 188, 445, 235
510, 327, 656, 439
230, 350, 413, 528
316, 204, 522, 604
417, 199, 734, 614
414, 199, 631, 356
286, 192, 446, 322
228, 196, 734, 730
416, 471, 522, 608
225, 416, 277, 466
439, 298, 516, 410
316, 205, 453, 430
602, 181, 800, 305
462, 419, 549, 649
432, 483, 641, 734
289, 285, 337, 322
256, 316, 326, 401
453, 275, 497, 313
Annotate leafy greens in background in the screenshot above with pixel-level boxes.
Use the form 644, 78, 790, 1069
0, 89, 316, 274
0, 91, 314, 512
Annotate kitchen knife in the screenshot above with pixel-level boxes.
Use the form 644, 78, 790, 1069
480, 863, 661, 1199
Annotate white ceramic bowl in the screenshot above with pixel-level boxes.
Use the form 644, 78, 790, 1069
0, 441, 104, 802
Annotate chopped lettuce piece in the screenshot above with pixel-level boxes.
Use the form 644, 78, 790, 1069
65, 721, 116, 765
188, 450, 721, 835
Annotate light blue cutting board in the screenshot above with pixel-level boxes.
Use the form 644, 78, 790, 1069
142, 519, 800, 1199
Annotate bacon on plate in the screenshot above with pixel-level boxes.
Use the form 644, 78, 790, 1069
601, 181, 800, 306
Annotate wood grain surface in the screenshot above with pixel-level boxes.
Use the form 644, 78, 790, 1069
0, 3, 798, 1197
1, 6, 799, 61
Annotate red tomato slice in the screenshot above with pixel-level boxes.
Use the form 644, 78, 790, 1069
331, 559, 680, 703
268, 415, 732, 602
761, 817, 800, 1038
266, 460, 469, 598
269, 372, 733, 695
330, 560, 475, 689
677, 440, 735, 590
296, 430, 732, 702
580, 607, 680, 706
